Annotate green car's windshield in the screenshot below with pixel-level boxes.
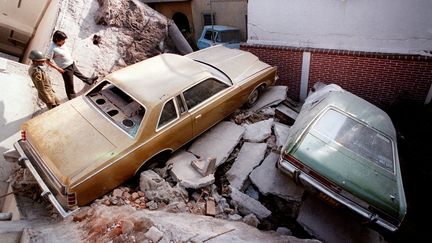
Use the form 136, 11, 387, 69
312, 109, 394, 172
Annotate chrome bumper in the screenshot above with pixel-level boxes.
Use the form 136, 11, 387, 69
278, 158, 399, 232
14, 141, 77, 218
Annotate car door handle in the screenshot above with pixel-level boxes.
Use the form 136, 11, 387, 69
195, 114, 202, 119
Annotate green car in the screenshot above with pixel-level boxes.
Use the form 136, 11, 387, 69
277, 84, 407, 232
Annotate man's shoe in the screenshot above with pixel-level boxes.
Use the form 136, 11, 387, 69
86, 75, 98, 85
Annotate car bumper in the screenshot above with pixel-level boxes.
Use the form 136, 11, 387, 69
14, 140, 77, 218
278, 157, 399, 232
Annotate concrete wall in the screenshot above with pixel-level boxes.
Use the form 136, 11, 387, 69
23, 0, 60, 64
248, 0, 432, 55
191, 0, 247, 41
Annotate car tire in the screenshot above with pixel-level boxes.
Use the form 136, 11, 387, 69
245, 88, 260, 108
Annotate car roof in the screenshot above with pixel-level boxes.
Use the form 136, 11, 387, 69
104, 53, 210, 106
296, 90, 396, 139
203, 25, 240, 31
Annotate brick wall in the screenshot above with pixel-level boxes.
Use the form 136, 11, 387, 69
241, 44, 432, 108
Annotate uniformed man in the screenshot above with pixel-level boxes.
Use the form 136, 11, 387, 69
28, 50, 60, 110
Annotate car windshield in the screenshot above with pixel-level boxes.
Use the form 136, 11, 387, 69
86, 80, 145, 138
204, 30, 217, 41
312, 109, 394, 172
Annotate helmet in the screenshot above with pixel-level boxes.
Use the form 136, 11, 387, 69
29, 50, 46, 61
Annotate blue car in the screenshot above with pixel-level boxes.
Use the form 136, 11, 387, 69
197, 25, 241, 49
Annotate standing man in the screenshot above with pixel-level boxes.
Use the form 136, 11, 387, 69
46, 30, 98, 100
28, 50, 60, 110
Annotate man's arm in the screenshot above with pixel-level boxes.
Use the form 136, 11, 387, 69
46, 60, 64, 74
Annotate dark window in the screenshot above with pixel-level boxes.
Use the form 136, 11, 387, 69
183, 79, 228, 110
219, 30, 240, 43
204, 30, 217, 41
158, 99, 178, 129
203, 13, 216, 26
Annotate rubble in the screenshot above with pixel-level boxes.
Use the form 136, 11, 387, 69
242, 213, 260, 228
275, 103, 298, 126
229, 186, 271, 220
249, 152, 304, 202
188, 121, 245, 167
274, 122, 291, 148
226, 142, 267, 190
249, 86, 288, 112
191, 157, 217, 176
144, 226, 164, 243
169, 150, 215, 189
139, 170, 187, 205
242, 118, 274, 142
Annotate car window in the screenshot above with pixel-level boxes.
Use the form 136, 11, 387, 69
183, 79, 229, 110
158, 99, 178, 129
219, 30, 240, 43
204, 30, 217, 41
86, 80, 145, 138
312, 109, 394, 172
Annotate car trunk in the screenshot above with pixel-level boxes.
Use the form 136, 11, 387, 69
22, 99, 125, 186
292, 132, 403, 221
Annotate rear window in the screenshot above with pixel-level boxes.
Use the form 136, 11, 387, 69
312, 109, 394, 172
86, 80, 145, 138
218, 30, 240, 43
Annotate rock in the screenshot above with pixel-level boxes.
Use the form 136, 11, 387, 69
112, 188, 123, 198
259, 107, 275, 116
229, 186, 271, 220
144, 226, 163, 243
242, 214, 260, 228
191, 157, 216, 176
131, 192, 139, 201
169, 150, 215, 189
276, 227, 292, 236
249, 152, 304, 202
123, 192, 131, 199
226, 142, 267, 190
147, 201, 158, 210
243, 119, 274, 142
121, 220, 134, 234
206, 198, 216, 216
228, 214, 243, 221
274, 122, 291, 148
188, 121, 245, 167
139, 170, 186, 203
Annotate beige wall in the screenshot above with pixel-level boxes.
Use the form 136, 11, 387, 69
191, 0, 247, 41
22, 0, 60, 64
0, 0, 51, 58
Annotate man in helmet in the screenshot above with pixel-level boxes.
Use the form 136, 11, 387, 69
28, 50, 60, 110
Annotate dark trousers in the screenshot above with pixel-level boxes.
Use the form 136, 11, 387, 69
62, 62, 90, 100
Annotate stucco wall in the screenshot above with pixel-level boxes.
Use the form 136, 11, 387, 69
149, 2, 194, 34
23, 0, 60, 64
248, 0, 432, 55
191, 0, 247, 41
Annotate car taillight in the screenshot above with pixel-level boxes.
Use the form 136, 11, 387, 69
67, 192, 77, 207
21, 130, 26, 141
283, 153, 341, 193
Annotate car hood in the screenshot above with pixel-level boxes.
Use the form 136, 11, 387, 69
23, 99, 126, 185
186, 45, 271, 84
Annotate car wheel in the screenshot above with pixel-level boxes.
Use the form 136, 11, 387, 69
245, 88, 260, 108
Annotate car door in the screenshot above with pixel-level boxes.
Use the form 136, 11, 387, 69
182, 78, 238, 137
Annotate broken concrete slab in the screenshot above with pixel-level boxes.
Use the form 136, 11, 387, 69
297, 194, 385, 243
206, 198, 216, 216
191, 157, 216, 176
249, 152, 304, 202
144, 226, 164, 243
169, 150, 215, 189
274, 122, 291, 148
275, 103, 298, 126
243, 119, 274, 143
188, 121, 245, 167
229, 186, 271, 220
249, 86, 288, 112
226, 142, 267, 190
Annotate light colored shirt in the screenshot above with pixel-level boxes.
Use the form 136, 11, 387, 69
47, 42, 73, 68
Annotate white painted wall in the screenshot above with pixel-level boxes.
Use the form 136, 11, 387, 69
248, 0, 432, 55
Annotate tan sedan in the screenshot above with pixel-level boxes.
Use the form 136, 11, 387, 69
14, 45, 278, 217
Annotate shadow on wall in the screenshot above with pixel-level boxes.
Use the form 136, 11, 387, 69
0, 101, 32, 146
